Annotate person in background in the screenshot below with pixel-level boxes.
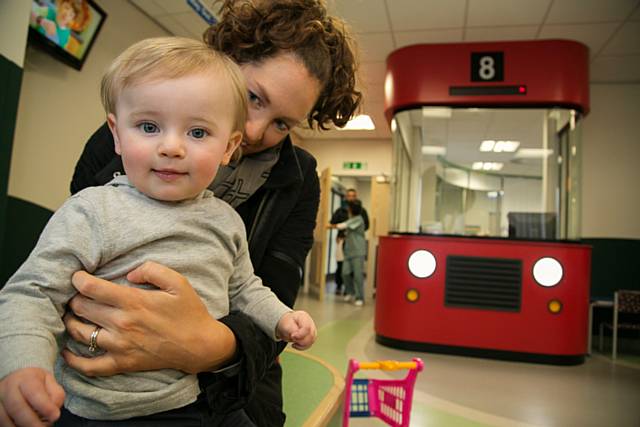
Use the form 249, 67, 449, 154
0, 36, 317, 427
57, 1, 361, 426
330, 188, 369, 294
328, 199, 367, 306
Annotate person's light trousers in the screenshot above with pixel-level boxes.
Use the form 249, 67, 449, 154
342, 255, 365, 301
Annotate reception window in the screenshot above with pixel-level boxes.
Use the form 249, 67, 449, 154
390, 107, 582, 240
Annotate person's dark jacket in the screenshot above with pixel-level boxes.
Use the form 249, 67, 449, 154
70, 123, 320, 427
330, 202, 369, 238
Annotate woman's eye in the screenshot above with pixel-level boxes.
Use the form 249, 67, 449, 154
248, 90, 262, 107
189, 128, 208, 139
274, 120, 290, 133
139, 122, 158, 134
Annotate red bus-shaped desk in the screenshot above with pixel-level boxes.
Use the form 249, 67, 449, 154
375, 234, 591, 365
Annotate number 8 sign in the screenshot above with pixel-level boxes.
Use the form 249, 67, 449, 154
471, 52, 504, 82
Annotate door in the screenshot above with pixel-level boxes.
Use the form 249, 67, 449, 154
307, 167, 331, 300
366, 177, 390, 299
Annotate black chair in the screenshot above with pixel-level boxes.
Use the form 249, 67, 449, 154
583, 238, 640, 355
599, 290, 640, 360
507, 212, 556, 240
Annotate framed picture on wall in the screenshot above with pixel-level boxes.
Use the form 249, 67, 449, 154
28, 0, 107, 70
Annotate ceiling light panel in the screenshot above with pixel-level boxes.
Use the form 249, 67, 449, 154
479, 140, 520, 152
340, 114, 375, 130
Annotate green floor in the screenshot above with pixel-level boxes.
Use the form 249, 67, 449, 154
281, 350, 336, 426
283, 318, 493, 427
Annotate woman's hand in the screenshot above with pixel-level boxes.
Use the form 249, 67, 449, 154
62, 261, 237, 377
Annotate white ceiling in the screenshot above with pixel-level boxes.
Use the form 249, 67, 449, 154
130, 0, 640, 142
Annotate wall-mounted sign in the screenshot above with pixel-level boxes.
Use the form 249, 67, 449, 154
343, 161, 367, 170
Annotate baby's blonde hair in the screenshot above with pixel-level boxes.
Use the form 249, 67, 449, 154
101, 37, 247, 134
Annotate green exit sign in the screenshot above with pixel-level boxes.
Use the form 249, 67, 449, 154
343, 161, 367, 170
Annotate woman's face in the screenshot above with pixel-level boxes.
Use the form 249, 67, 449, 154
240, 52, 322, 156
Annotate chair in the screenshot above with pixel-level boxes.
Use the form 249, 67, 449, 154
599, 290, 640, 360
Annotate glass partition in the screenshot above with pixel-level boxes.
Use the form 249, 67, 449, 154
389, 107, 582, 240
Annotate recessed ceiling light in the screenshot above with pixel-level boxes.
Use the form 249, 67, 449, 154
473, 162, 503, 171
479, 140, 520, 152
514, 148, 553, 158
480, 140, 495, 152
422, 107, 452, 118
340, 114, 375, 130
494, 140, 520, 152
422, 145, 446, 155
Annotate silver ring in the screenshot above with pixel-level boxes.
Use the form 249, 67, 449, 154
88, 326, 102, 353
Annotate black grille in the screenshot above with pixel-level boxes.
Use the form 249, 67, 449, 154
445, 255, 522, 312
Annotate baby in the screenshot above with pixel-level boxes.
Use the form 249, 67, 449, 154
0, 37, 316, 425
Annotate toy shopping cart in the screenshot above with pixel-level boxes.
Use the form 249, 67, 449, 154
342, 358, 424, 427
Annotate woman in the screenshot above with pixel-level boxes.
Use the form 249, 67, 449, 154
61, 0, 360, 426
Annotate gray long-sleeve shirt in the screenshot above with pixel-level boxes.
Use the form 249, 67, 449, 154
0, 175, 291, 419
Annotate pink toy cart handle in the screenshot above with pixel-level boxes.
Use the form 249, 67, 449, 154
342, 358, 424, 427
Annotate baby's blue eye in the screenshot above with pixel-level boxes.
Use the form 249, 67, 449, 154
189, 128, 208, 139
139, 122, 158, 133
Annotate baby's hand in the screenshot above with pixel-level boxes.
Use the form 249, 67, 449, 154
0, 367, 65, 426
276, 310, 317, 350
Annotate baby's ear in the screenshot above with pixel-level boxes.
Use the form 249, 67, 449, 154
107, 113, 122, 155
222, 131, 243, 165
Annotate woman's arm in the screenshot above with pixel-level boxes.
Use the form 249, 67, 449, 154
202, 312, 283, 413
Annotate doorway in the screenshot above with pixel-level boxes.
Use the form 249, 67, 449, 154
325, 175, 389, 300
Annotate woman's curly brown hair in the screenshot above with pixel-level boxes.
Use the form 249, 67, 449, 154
204, 0, 362, 130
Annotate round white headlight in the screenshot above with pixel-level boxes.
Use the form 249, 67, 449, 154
407, 250, 436, 278
533, 257, 563, 287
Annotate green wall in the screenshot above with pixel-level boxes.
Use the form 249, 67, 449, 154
0, 54, 23, 263
582, 238, 640, 300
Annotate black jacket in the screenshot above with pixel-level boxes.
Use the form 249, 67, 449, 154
330, 205, 369, 229
330, 204, 369, 240
70, 123, 320, 426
